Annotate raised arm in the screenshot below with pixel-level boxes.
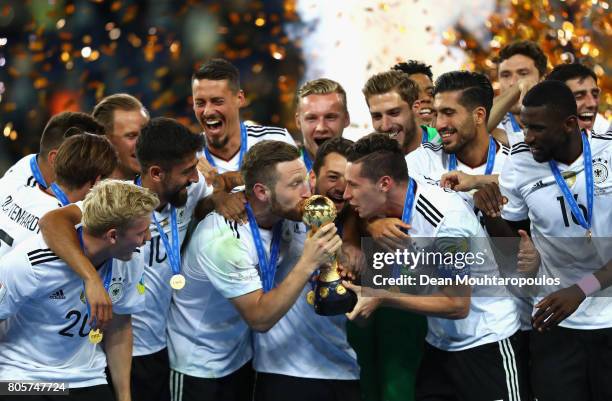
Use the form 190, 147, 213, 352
39, 204, 112, 328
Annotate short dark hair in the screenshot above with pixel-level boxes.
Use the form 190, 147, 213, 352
136, 117, 204, 171
546, 63, 597, 84
434, 71, 494, 118
40, 112, 104, 156
192, 58, 241, 92
392, 60, 433, 80
363, 70, 419, 107
497, 40, 548, 77
312, 137, 353, 176
347, 133, 408, 183
54, 134, 118, 190
522, 80, 577, 119
241, 140, 300, 196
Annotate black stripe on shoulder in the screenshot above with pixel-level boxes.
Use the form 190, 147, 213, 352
501, 144, 511, 155
511, 148, 531, 155
417, 195, 444, 220
223, 217, 240, 239
592, 133, 612, 141
133, 248, 141, 254
30, 256, 61, 266
511, 143, 530, 155
415, 203, 441, 228
247, 131, 289, 138
423, 142, 442, 150
27, 248, 53, 257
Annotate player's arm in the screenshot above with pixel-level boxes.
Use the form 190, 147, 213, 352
533, 257, 612, 331
440, 171, 499, 192
104, 313, 133, 401
231, 223, 341, 332
38, 205, 112, 329
195, 171, 247, 223
487, 86, 521, 132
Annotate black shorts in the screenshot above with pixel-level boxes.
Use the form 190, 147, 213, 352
0, 384, 113, 401
170, 361, 254, 401
415, 331, 529, 401
254, 372, 360, 401
131, 347, 170, 401
530, 325, 612, 401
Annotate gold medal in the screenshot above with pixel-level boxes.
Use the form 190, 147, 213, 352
319, 287, 329, 298
562, 171, 577, 188
336, 285, 347, 295
137, 282, 145, 295
89, 329, 103, 344
170, 274, 186, 290
306, 290, 315, 305
586, 229, 592, 241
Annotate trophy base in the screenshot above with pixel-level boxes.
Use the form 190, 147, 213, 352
314, 280, 357, 316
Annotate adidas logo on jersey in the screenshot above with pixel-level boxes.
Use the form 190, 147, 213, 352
49, 289, 66, 300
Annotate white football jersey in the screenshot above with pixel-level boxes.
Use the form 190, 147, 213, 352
167, 212, 268, 378
132, 173, 211, 356
500, 130, 612, 329
197, 124, 297, 174
0, 185, 62, 258
253, 222, 359, 380
497, 113, 526, 147
593, 114, 609, 136
406, 139, 511, 208
0, 154, 39, 201
407, 181, 519, 351
0, 235, 144, 387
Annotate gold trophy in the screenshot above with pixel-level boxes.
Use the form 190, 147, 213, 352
302, 195, 357, 316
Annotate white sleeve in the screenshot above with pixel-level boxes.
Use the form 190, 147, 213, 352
0, 252, 40, 319
111, 250, 145, 315
434, 210, 481, 278
499, 154, 529, 221
187, 229, 262, 299
280, 129, 297, 147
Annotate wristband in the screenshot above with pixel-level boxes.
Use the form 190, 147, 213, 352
576, 274, 601, 296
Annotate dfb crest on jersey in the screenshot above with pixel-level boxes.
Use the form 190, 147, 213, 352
593, 158, 609, 184
109, 277, 124, 303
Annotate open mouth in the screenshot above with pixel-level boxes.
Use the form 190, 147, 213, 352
204, 117, 223, 132
419, 108, 433, 118
578, 112, 595, 123
313, 137, 331, 146
440, 130, 456, 141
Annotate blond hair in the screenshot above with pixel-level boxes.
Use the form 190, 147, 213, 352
296, 78, 347, 112
82, 179, 159, 236
362, 70, 419, 107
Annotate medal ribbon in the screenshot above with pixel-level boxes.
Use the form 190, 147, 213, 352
30, 155, 48, 189
390, 178, 416, 278
50, 183, 70, 206
245, 203, 283, 292
204, 122, 248, 168
301, 148, 313, 172
151, 207, 181, 276
548, 131, 593, 234
135, 176, 181, 277
508, 112, 521, 133
448, 136, 496, 175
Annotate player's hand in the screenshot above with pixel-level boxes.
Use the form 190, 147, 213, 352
338, 243, 366, 280
85, 276, 113, 330
518, 77, 538, 105
301, 223, 342, 272
532, 285, 585, 331
517, 229, 540, 274
367, 218, 411, 251
473, 183, 507, 218
212, 191, 247, 224
440, 170, 478, 192
215, 171, 244, 192
343, 281, 382, 325
197, 156, 219, 184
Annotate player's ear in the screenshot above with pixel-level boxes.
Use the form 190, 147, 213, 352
106, 228, 119, 244
253, 182, 270, 202
563, 114, 578, 133
377, 176, 393, 193
308, 170, 316, 191
148, 165, 164, 183
472, 106, 486, 126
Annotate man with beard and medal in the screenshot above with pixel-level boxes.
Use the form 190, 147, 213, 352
38, 118, 213, 401
168, 140, 344, 401
474, 80, 612, 401
0, 180, 158, 401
